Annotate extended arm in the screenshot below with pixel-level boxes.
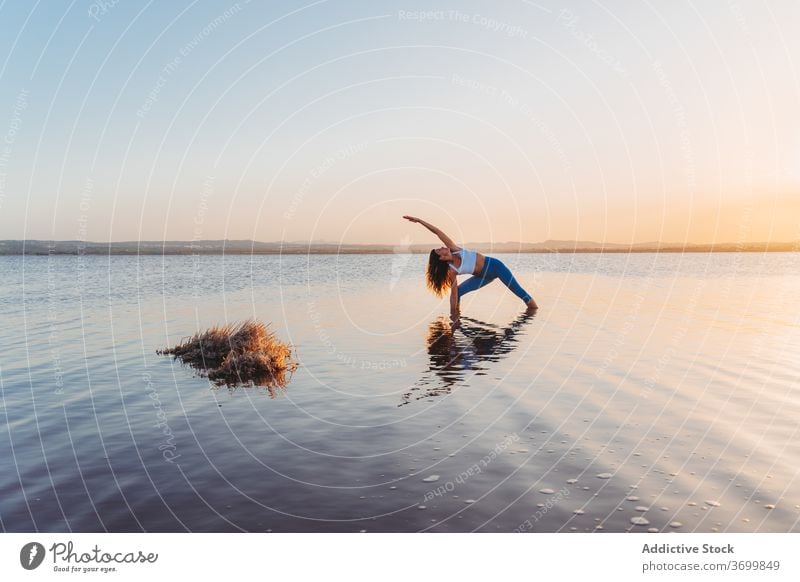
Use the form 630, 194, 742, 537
448, 270, 460, 324
403, 216, 460, 250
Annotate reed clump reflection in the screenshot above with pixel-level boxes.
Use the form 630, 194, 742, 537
158, 319, 298, 389
402, 312, 535, 405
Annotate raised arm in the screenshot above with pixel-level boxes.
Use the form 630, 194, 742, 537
402, 216, 460, 250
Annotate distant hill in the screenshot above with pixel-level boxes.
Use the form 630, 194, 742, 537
0, 239, 797, 255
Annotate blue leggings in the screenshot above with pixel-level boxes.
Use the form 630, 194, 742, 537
457, 257, 532, 304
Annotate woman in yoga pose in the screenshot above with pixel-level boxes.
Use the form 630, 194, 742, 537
403, 216, 538, 324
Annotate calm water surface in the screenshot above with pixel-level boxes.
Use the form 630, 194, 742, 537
1, 253, 799, 532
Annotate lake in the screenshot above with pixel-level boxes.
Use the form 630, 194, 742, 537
1, 252, 798, 532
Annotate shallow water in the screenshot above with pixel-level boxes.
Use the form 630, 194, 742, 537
1, 252, 799, 532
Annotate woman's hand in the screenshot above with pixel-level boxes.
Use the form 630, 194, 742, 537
402, 215, 421, 224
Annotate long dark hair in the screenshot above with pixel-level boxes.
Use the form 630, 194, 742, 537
426, 249, 452, 297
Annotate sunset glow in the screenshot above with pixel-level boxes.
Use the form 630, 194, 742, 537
0, 1, 797, 245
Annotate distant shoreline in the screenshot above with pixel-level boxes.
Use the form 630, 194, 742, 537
1, 240, 797, 255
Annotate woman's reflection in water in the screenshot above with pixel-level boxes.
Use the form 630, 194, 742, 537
401, 311, 536, 405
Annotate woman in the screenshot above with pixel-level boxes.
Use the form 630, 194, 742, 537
403, 216, 538, 323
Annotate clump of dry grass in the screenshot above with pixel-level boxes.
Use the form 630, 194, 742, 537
158, 319, 298, 389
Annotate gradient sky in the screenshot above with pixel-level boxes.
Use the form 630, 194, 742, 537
0, 0, 798, 245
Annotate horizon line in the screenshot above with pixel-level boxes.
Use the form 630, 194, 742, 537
1, 238, 798, 255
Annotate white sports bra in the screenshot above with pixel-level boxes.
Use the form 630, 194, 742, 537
448, 249, 477, 275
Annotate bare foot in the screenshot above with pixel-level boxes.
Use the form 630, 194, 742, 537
526, 298, 538, 313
